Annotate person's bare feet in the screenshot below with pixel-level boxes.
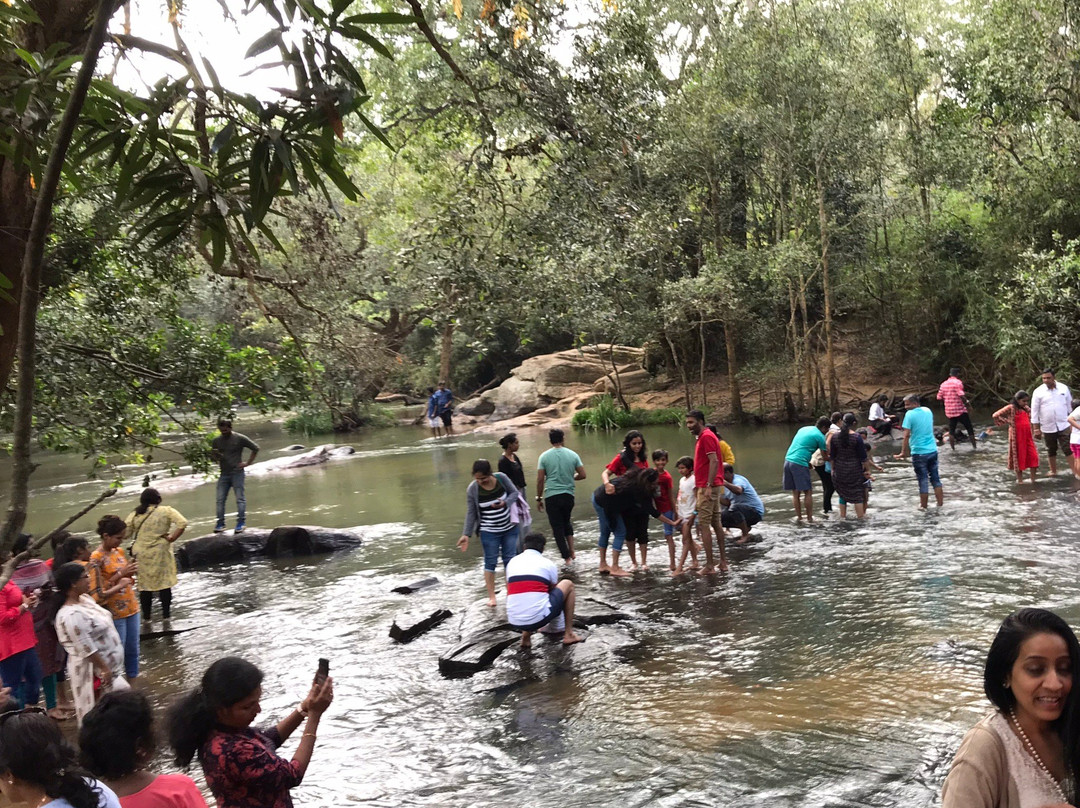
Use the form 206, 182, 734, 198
673, 565, 683, 575
562, 632, 584, 645
698, 565, 716, 575
736, 534, 750, 545
487, 596, 497, 607
688, 561, 700, 570
640, 564, 649, 571
598, 563, 610, 575
47, 707, 75, 721
609, 565, 631, 577
719, 561, 730, 572
520, 635, 532, 649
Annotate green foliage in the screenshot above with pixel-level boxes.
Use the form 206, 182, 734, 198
571, 395, 691, 431
283, 403, 395, 434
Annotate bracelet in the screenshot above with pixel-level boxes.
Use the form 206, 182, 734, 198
295, 706, 309, 718
302, 732, 317, 739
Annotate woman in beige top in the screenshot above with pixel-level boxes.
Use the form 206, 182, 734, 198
942, 608, 1079, 808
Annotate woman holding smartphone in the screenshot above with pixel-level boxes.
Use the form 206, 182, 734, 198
167, 656, 333, 808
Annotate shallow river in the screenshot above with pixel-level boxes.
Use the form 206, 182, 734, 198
4, 417, 1080, 807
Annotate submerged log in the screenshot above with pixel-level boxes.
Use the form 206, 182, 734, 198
389, 609, 453, 643
391, 576, 440, 594
438, 599, 632, 679
176, 525, 363, 571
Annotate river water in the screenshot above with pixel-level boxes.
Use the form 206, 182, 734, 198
4, 417, 1080, 806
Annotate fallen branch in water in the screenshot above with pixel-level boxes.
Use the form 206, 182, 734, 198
0, 487, 117, 591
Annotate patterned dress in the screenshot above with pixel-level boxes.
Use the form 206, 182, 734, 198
125, 505, 187, 592
200, 726, 303, 808
994, 404, 1040, 473
55, 595, 129, 724
88, 546, 139, 619
828, 431, 869, 505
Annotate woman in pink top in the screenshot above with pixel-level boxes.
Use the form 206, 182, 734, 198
80, 690, 208, 807
0, 571, 42, 708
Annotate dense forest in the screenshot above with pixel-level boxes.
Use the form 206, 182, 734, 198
3, 0, 1080, 494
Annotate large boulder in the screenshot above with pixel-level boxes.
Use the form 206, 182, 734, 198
480, 345, 648, 421
457, 396, 495, 416
176, 525, 364, 571
593, 367, 655, 396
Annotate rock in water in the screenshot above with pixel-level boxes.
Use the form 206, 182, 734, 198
176, 526, 363, 571
391, 577, 440, 595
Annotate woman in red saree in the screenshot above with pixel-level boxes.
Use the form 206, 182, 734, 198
993, 390, 1040, 483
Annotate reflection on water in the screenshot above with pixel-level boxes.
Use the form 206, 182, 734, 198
4, 418, 1080, 805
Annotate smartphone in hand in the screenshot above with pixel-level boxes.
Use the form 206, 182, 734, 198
315, 658, 330, 685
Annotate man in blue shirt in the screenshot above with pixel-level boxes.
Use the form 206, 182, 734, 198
783, 416, 830, 521
433, 381, 455, 436
424, 387, 443, 439
719, 464, 765, 543
894, 393, 944, 508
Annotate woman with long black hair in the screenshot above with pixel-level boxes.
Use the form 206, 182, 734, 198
600, 431, 650, 568
592, 466, 662, 577
167, 656, 332, 808
125, 488, 187, 622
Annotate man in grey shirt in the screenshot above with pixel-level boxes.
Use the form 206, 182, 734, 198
210, 418, 259, 533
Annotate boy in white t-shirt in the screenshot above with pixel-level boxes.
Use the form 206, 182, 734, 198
674, 456, 700, 574
1067, 405, 1080, 479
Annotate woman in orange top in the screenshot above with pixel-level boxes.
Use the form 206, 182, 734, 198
89, 516, 140, 681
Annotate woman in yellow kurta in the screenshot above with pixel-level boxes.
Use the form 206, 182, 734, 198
124, 488, 187, 622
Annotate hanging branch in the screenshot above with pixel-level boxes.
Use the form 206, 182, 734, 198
0, 487, 118, 591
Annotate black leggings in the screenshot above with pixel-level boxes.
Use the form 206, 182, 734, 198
140, 588, 172, 619
814, 466, 835, 513
543, 494, 575, 560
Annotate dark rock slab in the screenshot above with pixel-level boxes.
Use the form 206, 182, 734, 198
391, 576, 440, 595
176, 525, 363, 571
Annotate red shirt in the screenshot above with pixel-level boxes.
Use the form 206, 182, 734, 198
605, 454, 648, 476
0, 581, 36, 661
654, 469, 674, 512
693, 429, 723, 488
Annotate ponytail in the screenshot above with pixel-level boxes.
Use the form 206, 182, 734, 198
839, 412, 857, 446
134, 488, 162, 516
0, 711, 102, 808
167, 657, 263, 767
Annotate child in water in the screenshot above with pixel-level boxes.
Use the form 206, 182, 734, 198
674, 456, 699, 574
652, 450, 678, 572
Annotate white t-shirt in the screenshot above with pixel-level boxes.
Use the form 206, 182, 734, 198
676, 475, 696, 519
44, 780, 122, 808
1070, 406, 1080, 444
506, 549, 558, 627
1031, 382, 1073, 432
869, 402, 885, 421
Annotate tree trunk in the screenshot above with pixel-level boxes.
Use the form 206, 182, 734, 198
0, 0, 117, 551
0, 0, 104, 394
723, 319, 743, 419
698, 318, 708, 408
815, 157, 839, 411
439, 320, 454, 384
787, 280, 804, 410
662, 328, 693, 409
797, 270, 814, 409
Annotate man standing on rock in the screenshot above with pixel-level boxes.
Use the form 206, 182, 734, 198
211, 418, 259, 534
936, 367, 977, 451
1031, 368, 1073, 476
686, 410, 727, 574
536, 429, 586, 563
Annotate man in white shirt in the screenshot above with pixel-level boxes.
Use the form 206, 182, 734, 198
868, 395, 899, 438
1031, 368, 1074, 476
505, 532, 583, 648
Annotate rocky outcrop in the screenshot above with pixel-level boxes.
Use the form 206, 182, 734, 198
456, 397, 495, 416
478, 345, 647, 422
175, 525, 364, 571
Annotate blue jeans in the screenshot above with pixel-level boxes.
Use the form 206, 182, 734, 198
0, 647, 43, 707
216, 470, 246, 526
592, 494, 626, 551
479, 528, 518, 573
113, 612, 141, 679
911, 452, 942, 495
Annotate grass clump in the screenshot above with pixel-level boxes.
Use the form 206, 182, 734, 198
571, 395, 691, 431
284, 404, 395, 435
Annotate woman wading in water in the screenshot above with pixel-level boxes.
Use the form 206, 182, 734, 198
600, 431, 650, 568
994, 391, 1041, 484
942, 608, 1079, 807
457, 459, 521, 606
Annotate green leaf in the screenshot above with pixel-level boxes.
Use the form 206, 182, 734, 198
339, 28, 394, 59
211, 122, 236, 155
13, 48, 41, 71
356, 112, 391, 148
245, 29, 284, 60
188, 164, 210, 194
341, 12, 418, 25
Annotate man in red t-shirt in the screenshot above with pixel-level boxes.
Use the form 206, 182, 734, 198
686, 410, 727, 574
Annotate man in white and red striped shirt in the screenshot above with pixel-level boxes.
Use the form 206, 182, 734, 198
505, 532, 583, 648
937, 367, 977, 450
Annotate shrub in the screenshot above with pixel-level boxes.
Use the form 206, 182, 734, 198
571, 396, 698, 430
